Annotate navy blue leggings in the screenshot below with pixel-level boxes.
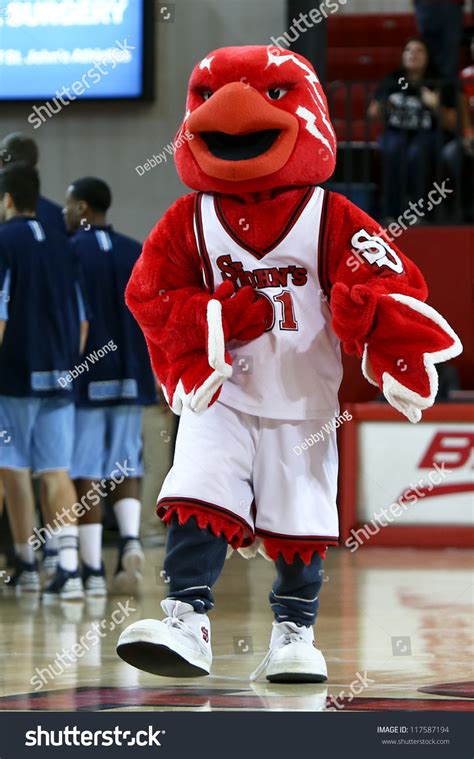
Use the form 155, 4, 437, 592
163, 515, 324, 626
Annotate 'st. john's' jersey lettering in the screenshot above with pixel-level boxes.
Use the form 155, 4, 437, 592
216, 254, 308, 290
193, 188, 342, 420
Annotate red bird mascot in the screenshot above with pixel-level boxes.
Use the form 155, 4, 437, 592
117, 46, 462, 682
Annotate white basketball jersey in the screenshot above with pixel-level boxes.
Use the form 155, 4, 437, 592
194, 187, 342, 420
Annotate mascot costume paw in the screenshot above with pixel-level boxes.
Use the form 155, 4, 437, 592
117, 46, 462, 682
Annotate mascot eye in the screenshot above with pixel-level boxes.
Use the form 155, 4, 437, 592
267, 87, 288, 101
202, 90, 213, 101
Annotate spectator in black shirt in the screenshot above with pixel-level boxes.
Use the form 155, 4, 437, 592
368, 38, 457, 220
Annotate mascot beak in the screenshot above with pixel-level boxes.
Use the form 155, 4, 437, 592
187, 82, 299, 182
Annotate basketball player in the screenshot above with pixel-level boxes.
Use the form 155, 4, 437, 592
0, 164, 87, 599
64, 177, 156, 597
0, 133, 69, 577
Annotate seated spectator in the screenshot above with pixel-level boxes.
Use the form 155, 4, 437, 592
441, 29, 474, 222
368, 38, 457, 221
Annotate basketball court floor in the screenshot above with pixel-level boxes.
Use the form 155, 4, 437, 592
0, 546, 472, 712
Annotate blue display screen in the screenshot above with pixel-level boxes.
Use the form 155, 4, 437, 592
0, 0, 146, 101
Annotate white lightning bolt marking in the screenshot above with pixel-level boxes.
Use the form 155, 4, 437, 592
296, 106, 334, 155
266, 48, 336, 152
199, 55, 215, 73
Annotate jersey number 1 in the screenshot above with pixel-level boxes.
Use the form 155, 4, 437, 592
263, 290, 298, 331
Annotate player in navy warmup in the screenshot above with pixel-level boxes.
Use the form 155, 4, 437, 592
0, 134, 68, 575
0, 165, 88, 599
0, 132, 66, 578
64, 177, 156, 597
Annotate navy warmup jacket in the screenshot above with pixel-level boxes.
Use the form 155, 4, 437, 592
70, 225, 156, 408
0, 217, 86, 398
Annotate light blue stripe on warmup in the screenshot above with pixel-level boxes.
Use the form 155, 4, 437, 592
88, 379, 138, 401
0, 269, 11, 320
31, 371, 72, 391
75, 282, 87, 322
95, 230, 112, 251
28, 220, 45, 242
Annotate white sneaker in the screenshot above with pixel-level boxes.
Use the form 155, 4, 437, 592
43, 567, 84, 602
84, 574, 108, 598
8, 560, 41, 594
250, 621, 328, 683
116, 599, 212, 677
82, 563, 107, 598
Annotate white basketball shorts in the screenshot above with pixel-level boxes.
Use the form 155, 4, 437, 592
157, 400, 339, 546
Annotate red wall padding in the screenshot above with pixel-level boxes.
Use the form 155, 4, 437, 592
328, 14, 417, 49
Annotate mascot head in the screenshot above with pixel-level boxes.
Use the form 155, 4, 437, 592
174, 45, 336, 194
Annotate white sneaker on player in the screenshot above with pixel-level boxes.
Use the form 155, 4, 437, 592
43, 567, 84, 602
250, 621, 328, 683
8, 559, 41, 594
116, 599, 212, 677
82, 563, 107, 598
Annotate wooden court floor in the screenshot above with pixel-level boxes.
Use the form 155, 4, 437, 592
0, 546, 473, 712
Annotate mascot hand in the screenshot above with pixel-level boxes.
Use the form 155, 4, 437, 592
162, 284, 235, 414
219, 283, 273, 342
165, 348, 233, 415
361, 294, 462, 423
160, 282, 272, 414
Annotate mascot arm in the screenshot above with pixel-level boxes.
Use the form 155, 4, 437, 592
126, 194, 269, 414
326, 193, 462, 422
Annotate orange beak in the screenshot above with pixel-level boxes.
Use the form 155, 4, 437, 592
187, 82, 298, 182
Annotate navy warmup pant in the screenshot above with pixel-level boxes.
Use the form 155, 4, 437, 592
163, 515, 324, 626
